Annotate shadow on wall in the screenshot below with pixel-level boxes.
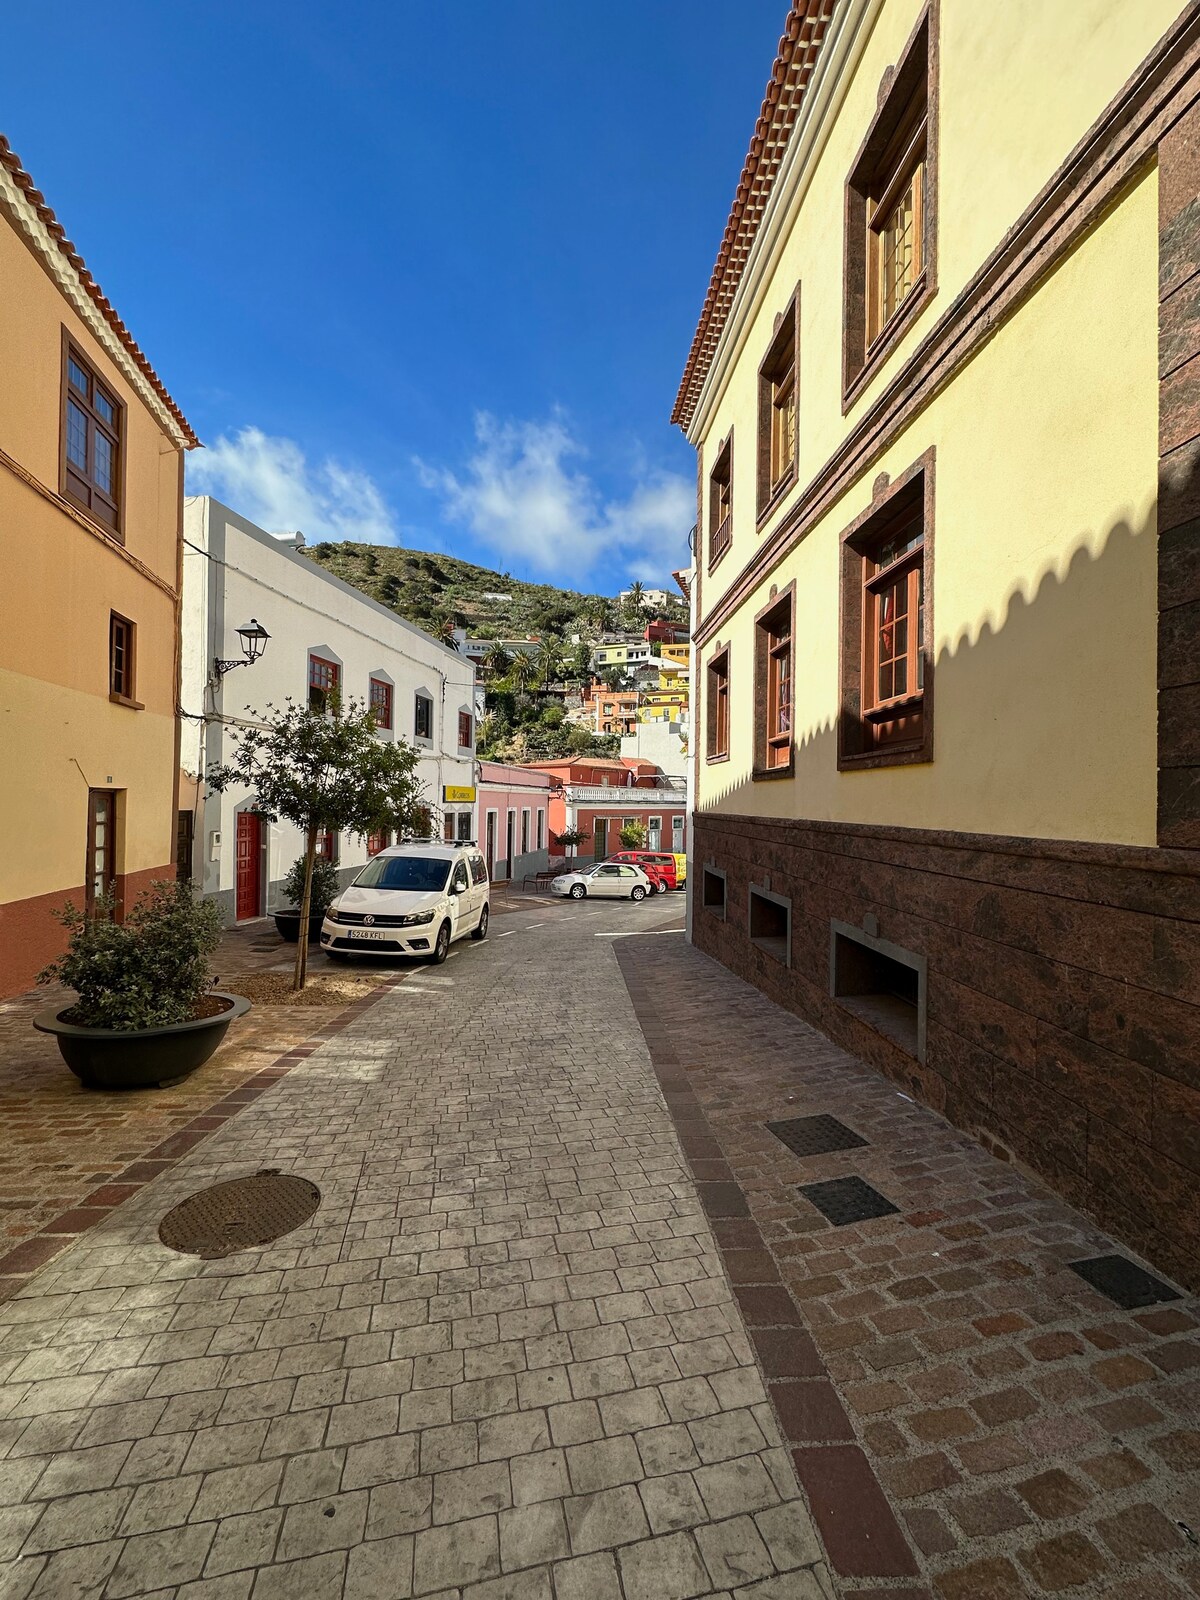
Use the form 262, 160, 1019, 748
705, 501, 1172, 844
692, 491, 1200, 1292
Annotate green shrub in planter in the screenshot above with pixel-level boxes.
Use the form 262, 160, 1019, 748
282, 855, 340, 919
38, 880, 223, 1031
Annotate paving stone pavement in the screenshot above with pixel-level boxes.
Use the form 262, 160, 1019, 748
621, 934, 1200, 1600
0, 899, 836, 1600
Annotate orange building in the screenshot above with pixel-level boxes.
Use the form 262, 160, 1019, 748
524, 758, 687, 860
0, 137, 198, 997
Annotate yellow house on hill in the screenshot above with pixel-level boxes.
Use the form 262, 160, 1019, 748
678, 1, 1200, 1288
0, 136, 197, 997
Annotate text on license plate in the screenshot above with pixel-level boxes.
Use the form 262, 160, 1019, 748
350, 929, 388, 940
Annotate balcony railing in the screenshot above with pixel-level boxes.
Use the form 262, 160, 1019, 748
565, 781, 687, 804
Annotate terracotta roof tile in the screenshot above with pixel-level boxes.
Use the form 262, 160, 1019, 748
671, 0, 837, 432
0, 134, 199, 448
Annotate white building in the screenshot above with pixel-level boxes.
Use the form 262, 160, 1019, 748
181, 498, 477, 923
618, 587, 672, 609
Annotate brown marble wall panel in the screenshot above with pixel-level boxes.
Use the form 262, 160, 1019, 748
692, 810, 1200, 1289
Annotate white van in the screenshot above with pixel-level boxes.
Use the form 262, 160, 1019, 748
319, 841, 489, 965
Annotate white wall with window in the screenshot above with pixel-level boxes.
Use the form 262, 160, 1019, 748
181, 497, 476, 923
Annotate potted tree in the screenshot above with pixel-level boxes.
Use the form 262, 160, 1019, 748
34, 880, 248, 1090
274, 854, 341, 944
553, 826, 591, 860
208, 696, 428, 991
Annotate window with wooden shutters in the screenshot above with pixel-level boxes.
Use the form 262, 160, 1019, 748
109, 613, 137, 704
757, 291, 800, 518
366, 830, 389, 856
369, 677, 393, 730
754, 591, 794, 778
708, 432, 733, 569
843, 11, 936, 403
838, 453, 934, 770
414, 692, 433, 740
707, 649, 730, 761
308, 654, 340, 713
62, 340, 123, 532
458, 710, 473, 748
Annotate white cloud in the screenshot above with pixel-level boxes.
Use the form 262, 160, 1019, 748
417, 412, 693, 585
187, 426, 398, 544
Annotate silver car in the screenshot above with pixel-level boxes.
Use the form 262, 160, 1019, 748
550, 862, 652, 902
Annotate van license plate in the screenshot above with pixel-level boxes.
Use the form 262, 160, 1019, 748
350, 929, 387, 941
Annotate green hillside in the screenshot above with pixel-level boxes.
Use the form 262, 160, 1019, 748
302, 540, 634, 639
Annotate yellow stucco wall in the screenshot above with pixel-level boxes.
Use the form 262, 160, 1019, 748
694, 0, 1164, 846
0, 218, 183, 911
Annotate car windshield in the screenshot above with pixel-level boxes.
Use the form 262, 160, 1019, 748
352, 855, 450, 892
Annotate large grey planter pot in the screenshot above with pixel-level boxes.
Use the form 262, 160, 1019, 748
34, 992, 251, 1090
273, 910, 325, 943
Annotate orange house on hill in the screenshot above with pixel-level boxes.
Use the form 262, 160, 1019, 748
523, 758, 687, 860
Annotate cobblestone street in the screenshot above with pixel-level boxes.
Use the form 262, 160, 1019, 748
0, 898, 835, 1600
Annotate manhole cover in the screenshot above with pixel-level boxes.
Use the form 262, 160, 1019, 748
1068, 1254, 1181, 1310
798, 1176, 899, 1227
768, 1114, 868, 1158
159, 1171, 321, 1259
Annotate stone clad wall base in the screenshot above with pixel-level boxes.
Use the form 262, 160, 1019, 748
691, 810, 1200, 1292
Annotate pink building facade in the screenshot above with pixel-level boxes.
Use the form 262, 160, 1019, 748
475, 761, 554, 882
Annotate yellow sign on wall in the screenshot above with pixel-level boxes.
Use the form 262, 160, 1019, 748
443, 785, 477, 804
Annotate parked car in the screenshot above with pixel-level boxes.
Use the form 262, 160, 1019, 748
608, 850, 681, 891
550, 862, 653, 901
320, 842, 489, 964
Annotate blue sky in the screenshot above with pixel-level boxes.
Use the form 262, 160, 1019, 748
3, 2, 785, 592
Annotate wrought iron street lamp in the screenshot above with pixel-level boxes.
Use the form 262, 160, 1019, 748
214, 619, 271, 679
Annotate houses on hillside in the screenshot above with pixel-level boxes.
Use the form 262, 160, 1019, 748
677, 0, 1200, 1284
0, 137, 199, 999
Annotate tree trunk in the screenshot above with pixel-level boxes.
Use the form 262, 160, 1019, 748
293, 823, 319, 992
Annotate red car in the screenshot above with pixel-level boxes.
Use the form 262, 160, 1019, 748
607, 851, 677, 892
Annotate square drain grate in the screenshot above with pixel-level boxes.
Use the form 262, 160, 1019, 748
798, 1176, 899, 1226
1068, 1254, 1181, 1310
768, 1114, 868, 1158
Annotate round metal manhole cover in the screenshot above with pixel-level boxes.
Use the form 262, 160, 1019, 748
159, 1170, 321, 1259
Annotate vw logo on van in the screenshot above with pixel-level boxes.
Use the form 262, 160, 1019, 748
363, 915, 375, 925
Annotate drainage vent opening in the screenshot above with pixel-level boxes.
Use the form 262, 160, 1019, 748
832, 925, 924, 1060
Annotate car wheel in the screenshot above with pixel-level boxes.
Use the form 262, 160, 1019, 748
428, 921, 451, 964
631, 885, 647, 902
655, 879, 668, 894
570, 884, 586, 899
471, 904, 489, 941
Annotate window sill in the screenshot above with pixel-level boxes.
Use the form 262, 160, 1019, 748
706, 751, 731, 765
64, 488, 125, 545
837, 743, 931, 772
756, 466, 796, 533
751, 759, 794, 782
109, 692, 144, 710
707, 540, 732, 576
843, 271, 934, 415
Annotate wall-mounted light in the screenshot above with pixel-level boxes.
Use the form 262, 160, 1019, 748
214, 619, 271, 679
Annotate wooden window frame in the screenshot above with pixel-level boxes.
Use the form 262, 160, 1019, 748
838, 451, 935, 771
109, 611, 142, 708
308, 654, 340, 714
708, 430, 734, 572
843, 5, 938, 411
414, 691, 434, 741
458, 710, 474, 749
753, 586, 795, 780
369, 676, 393, 730
60, 332, 125, 538
706, 646, 730, 763
756, 286, 801, 527
86, 788, 118, 917
366, 830, 389, 856
316, 830, 339, 863
536, 808, 545, 851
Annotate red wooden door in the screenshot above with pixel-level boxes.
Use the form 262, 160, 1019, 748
235, 812, 262, 920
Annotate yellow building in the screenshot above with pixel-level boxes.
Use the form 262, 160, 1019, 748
659, 642, 691, 669
0, 137, 197, 998
678, 1, 1200, 1287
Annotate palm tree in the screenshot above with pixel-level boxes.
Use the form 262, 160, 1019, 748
510, 649, 538, 694
588, 599, 612, 634
434, 615, 460, 650
484, 641, 512, 680
540, 639, 566, 690
623, 582, 645, 624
